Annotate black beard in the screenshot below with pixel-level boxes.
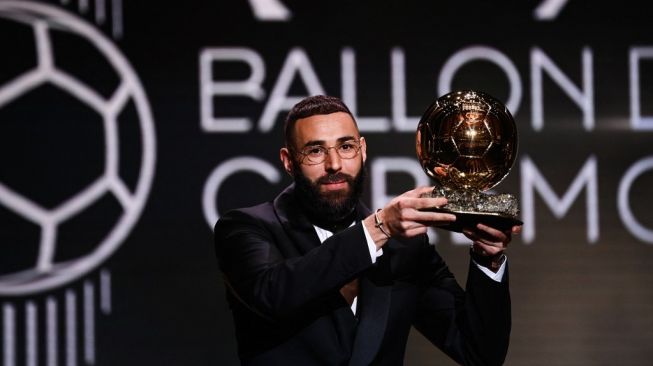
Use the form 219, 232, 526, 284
292, 163, 366, 230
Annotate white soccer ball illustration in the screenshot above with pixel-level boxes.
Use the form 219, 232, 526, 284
0, 1, 156, 296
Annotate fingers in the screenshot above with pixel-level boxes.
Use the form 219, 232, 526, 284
389, 191, 453, 221
512, 225, 522, 234
412, 196, 449, 210
405, 186, 445, 200
463, 229, 494, 247
381, 188, 457, 238
385, 209, 455, 235
476, 223, 509, 243
408, 186, 438, 197
396, 193, 448, 211
463, 222, 513, 253
402, 226, 429, 237
401, 206, 456, 222
395, 186, 451, 211
471, 241, 504, 257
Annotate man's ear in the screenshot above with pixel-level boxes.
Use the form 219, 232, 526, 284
280, 147, 294, 176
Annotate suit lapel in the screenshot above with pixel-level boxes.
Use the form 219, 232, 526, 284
273, 184, 393, 364
349, 253, 393, 366
273, 184, 321, 255
295, 294, 358, 364
272, 184, 359, 360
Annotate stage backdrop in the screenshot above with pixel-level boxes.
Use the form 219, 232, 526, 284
1, 0, 653, 365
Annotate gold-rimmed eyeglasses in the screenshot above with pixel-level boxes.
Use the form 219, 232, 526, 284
296, 139, 362, 165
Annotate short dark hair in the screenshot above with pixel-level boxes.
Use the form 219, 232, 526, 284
284, 95, 356, 149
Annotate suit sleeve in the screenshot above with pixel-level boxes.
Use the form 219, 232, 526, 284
412, 238, 511, 366
214, 208, 373, 320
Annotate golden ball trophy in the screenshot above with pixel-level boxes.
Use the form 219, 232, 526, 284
417, 90, 522, 232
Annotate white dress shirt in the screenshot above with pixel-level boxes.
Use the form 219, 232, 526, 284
313, 222, 506, 314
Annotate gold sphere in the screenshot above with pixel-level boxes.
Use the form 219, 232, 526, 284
416, 90, 518, 192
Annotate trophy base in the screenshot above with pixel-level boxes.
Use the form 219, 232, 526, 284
421, 187, 522, 232
421, 206, 523, 233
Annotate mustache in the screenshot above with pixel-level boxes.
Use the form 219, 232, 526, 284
316, 172, 354, 185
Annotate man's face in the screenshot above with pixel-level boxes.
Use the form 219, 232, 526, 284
280, 112, 367, 220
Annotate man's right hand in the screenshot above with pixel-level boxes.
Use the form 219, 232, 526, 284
363, 186, 457, 248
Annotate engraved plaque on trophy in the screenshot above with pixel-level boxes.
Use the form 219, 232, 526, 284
417, 90, 522, 232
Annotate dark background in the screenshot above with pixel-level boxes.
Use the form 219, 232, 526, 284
1, 0, 653, 365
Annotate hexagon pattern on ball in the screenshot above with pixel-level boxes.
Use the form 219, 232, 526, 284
416, 90, 521, 231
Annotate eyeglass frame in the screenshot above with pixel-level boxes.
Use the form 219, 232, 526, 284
292, 138, 363, 165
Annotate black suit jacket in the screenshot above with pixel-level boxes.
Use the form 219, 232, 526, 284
214, 185, 510, 366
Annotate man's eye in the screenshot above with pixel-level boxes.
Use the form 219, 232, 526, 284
307, 147, 324, 155
340, 143, 354, 150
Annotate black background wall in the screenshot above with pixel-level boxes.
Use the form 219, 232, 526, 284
1, 0, 653, 365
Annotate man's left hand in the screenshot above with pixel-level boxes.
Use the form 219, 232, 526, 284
463, 224, 521, 270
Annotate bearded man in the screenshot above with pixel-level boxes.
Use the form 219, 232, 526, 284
214, 95, 520, 366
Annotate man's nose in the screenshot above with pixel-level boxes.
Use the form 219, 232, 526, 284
324, 148, 342, 172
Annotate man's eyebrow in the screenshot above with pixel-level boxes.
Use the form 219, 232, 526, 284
337, 136, 358, 143
301, 136, 358, 148
302, 140, 325, 148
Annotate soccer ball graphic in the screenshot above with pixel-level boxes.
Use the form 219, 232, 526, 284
416, 90, 517, 192
0, 1, 156, 295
